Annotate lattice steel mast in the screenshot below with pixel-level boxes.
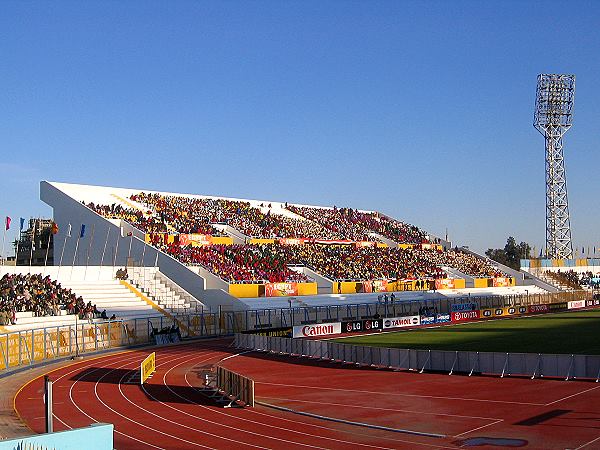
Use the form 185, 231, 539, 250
534, 74, 575, 259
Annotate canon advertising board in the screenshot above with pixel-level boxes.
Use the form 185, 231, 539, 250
292, 322, 342, 338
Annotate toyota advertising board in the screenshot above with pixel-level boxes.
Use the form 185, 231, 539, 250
383, 315, 420, 329
528, 304, 549, 314
451, 310, 480, 322
292, 322, 342, 338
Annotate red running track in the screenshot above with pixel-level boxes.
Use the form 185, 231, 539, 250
14, 338, 600, 449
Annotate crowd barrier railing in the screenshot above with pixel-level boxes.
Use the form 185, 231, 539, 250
234, 333, 600, 381
2, 290, 593, 375
0, 312, 221, 375
224, 290, 593, 333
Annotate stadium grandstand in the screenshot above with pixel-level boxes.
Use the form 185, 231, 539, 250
38, 181, 550, 308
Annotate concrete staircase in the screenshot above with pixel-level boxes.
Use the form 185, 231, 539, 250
60, 279, 159, 320
535, 270, 578, 291
129, 267, 207, 314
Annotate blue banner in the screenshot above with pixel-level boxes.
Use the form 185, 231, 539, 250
420, 313, 450, 325
450, 303, 478, 312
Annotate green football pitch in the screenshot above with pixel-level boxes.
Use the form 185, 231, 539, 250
332, 309, 600, 355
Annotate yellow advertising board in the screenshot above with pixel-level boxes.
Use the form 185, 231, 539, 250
229, 284, 260, 298
248, 239, 276, 245
296, 283, 318, 296
141, 352, 156, 384
473, 278, 490, 288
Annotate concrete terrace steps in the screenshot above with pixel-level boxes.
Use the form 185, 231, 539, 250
59, 278, 168, 320
129, 267, 200, 314
2, 313, 80, 333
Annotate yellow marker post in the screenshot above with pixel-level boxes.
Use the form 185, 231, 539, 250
140, 352, 156, 384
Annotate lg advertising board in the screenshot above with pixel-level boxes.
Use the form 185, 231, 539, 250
341, 319, 382, 333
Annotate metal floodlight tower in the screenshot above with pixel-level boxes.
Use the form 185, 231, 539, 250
534, 74, 575, 259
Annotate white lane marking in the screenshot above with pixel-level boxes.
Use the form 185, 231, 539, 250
574, 435, 600, 449
545, 385, 600, 406
189, 361, 458, 449
453, 419, 504, 438
21, 351, 160, 449
117, 349, 272, 449
67, 354, 166, 449
257, 381, 544, 405
165, 351, 393, 449
137, 351, 298, 450
257, 396, 502, 421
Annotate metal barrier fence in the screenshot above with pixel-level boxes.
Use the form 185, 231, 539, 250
221, 290, 593, 333
234, 333, 600, 381
1, 290, 592, 374
0, 313, 220, 374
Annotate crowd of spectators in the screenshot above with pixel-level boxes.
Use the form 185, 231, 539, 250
579, 271, 600, 289
86, 202, 168, 234
85, 192, 505, 286
130, 193, 342, 239
88, 193, 439, 247
547, 270, 600, 290
161, 242, 504, 284
164, 243, 310, 283
286, 205, 430, 244
0, 273, 101, 326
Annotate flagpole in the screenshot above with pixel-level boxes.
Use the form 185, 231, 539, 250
28, 220, 36, 274
70, 234, 81, 281
127, 233, 133, 269
99, 226, 110, 280
44, 229, 52, 270
112, 233, 120, 275
141, 234, 147, 266
15, 231, 21, 267
1, 221, 6, 265
57, 232, 69, 278
84, 224, 95, 280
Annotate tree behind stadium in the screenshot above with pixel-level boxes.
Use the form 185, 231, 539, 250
486, 237, 531, 270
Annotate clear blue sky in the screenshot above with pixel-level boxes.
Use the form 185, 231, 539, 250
1, 0, 599, 255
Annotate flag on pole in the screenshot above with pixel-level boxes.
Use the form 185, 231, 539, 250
19, 218, 25, 231
80, 224, 86, 238
5, 217, 10, 231
67, 223, 72, 237
51, 222, 59, 235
